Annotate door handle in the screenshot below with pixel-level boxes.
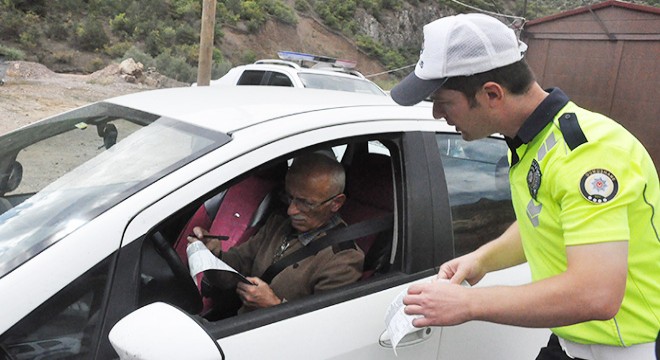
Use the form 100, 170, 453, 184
379, 327, 434, 348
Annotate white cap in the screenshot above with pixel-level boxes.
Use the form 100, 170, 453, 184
391, 13, 527, 106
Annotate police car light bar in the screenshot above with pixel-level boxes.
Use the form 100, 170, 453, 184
277, 51, 357, 69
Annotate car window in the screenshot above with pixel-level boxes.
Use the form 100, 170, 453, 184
267, 72, 293, 87
138, 136, 400, 321
0, 103, 228, 279
237, 70, 267, 85
435, 133, 515, 256
0, 256, 112, 360
297, 73, 385, 95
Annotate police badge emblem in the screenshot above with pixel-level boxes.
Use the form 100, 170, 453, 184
580, 168, 618, 204
527, 159, 542, 200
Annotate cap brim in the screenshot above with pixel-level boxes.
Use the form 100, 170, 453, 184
391, 71, 447, 106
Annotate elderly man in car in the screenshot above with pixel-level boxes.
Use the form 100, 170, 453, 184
188, 153, 364, 313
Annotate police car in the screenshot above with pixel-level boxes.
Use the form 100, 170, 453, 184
0, 86, 549, 359
206, 51, 387, 96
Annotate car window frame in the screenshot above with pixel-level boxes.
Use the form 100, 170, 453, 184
97, 129, 449, 354
202, 130, 452, 340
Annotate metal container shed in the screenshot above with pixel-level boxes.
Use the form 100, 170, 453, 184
521, 1, 660, 167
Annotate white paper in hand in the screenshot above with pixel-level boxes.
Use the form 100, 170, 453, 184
384, 279, 470, 356
186, 240, 252, 286
384, 287, 423, 356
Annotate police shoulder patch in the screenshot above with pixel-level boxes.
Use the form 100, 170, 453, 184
527, 159, 542, 200
579, 169, 618, 204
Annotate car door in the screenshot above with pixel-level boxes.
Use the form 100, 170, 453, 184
430, 132, 551, 359
107, 122, 450, 360
205, 131, 451, 360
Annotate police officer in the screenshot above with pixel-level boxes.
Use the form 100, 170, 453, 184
391, 13, 660, 360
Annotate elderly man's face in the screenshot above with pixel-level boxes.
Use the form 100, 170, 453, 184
284, 172, 342, 233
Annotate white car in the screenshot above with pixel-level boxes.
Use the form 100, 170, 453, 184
0, 86, 549, 359
207, 52, 387, 96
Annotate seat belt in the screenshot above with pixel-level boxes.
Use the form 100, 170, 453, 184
260, 215, 393, 284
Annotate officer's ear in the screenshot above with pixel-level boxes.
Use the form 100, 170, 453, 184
481, 82, 505, 106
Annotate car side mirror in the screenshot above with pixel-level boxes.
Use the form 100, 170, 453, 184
0, 161, 22, 193
109, 302, 223, 360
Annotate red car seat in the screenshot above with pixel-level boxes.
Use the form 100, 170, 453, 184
173, 163, 287, 313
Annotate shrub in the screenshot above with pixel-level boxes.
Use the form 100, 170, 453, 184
0, 45, 26, 60
240, 50, 257, 65
145, 29, 164, 57
0, 6, 24, 38
212, 56, 233, 79
19, 30, 40, 49
109, 13, 134, 39
241, 0, 267, 32
47, 16, 72, 41
123, 46, 155, 68
51, 51, 74, 64
104, 41, 132, 59
155, 51, 196, 83
161, 26, 177, 48
75, 17, 109, 51
88, 57, 106, 72
175, 43, 200, 65
171, 0, 201, 19
175, 24, 198, 45
216, 3, 240, 25
314, 0, 356, 31
294, 0, 311, 12
264, 0, 298, 25
356, 35, 411, 76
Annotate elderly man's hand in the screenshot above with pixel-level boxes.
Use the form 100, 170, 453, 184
237, 277, 283, 309
187, 226, 223, 257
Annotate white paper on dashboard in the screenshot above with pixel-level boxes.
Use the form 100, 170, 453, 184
186, 240, 252, 286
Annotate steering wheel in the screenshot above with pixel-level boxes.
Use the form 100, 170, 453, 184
151, 231, 202, 314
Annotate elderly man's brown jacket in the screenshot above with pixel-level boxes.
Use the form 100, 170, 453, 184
220, 212, 364, 312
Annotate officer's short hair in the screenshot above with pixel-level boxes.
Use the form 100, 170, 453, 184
443, 60, 535, 108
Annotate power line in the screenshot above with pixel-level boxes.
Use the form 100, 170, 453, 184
449, 0, 526, 23
365, 63, 416, 78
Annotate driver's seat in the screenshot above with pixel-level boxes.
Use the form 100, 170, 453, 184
172, 163, 287, 314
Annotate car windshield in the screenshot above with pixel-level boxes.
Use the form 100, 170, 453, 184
298, 73, 385, 95
0, 102, 230, 278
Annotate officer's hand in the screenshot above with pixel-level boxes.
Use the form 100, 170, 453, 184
437, 252, 485, 286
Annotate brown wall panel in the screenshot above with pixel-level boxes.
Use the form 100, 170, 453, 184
522, 4, 660, 168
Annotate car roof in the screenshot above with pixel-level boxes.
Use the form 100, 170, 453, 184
104, 86, 439, 134
244, 61, 367, 79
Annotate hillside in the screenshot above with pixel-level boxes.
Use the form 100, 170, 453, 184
1, 0, 658, 135
2, 0, 657, 87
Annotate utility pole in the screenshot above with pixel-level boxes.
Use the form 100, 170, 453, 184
197, 0, 216, 86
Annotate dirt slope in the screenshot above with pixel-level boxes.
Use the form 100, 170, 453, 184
0, 61, 185, 135
222, 16, 387, 77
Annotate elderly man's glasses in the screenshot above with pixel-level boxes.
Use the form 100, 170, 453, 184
281, 193, 340, 212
